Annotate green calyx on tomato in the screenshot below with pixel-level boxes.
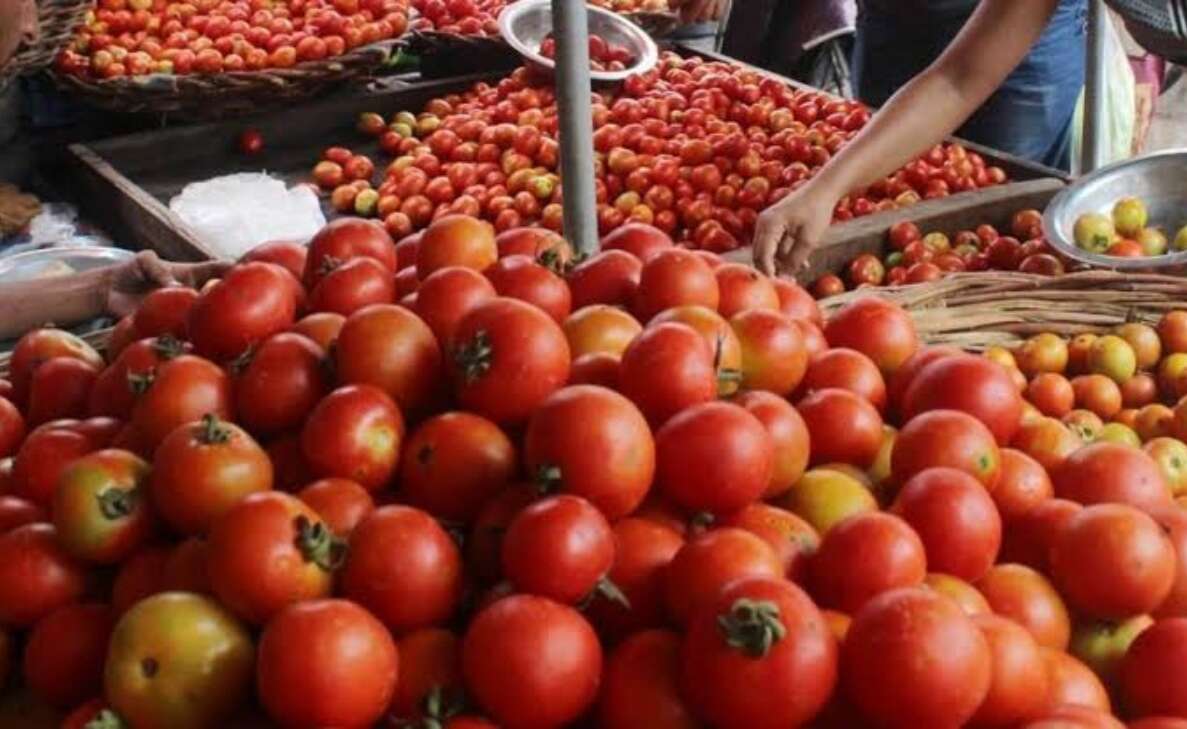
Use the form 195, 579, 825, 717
713, 334, 743, 396
97, 487, 140, 520
227, 346, 257, 376
536, 248, 569, 275
410, 685, 468, 729
717, 598, 787, 658
197, 413, 233, 445
318, 255, 344, 277
593, 577, 631, 609
151, 335, 187, 361
294, 515, 348, 572
84, 710, 128, 729
126, 370, 155, 395
453, 331, 493, 384
533, 463, 563, 494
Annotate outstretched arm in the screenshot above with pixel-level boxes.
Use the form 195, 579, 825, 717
753, 0, 1064, 275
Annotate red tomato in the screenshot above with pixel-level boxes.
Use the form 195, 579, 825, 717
0, 523, 87, 627
53, 449, 153, 564
969, 613, 1050, 727
160, 536, 211, 594
25, 357, 98, 426
664, 527, 782, 627
495, 226, 573, 265
598, 630, 699, 729
449, 297, 570, 424
730, 309, 809, 396
291, 312, 345, 351
23, 603, 113, 708
417, 214, 498, 277
810, 511, 926, 613
335, 304, 442, 416
467, 484, 538, 585
733, 391, 811, 499
1050, 503, 1175, 620
257, 599, 398, 729
977, 564, 1071, 650
233, 332, 328, 436
993, 448, 1054, 523
295, 478, 374, 536
207, 492, 337, 624
772, 277, 822, 326
131, 286, 200, 340
130, 354, 233, 451
797, 388, 884, 467
600, 222, 674, 262
524, 385, 655, 520
502, 495, 614, 603
303, 217, 397, 289
720, 502, 819, 583
61, 699, 110, 729
823, 297, 919, 375
632, 249, 720, 322
462, 595, 602, 728
399, 412, 516, 524
152, 414, 272, 535
111, 546, 170, 616
655, 400, 772, 514
88, 335, 190, 420
308, 257, 397, 316
0, 397, 25, 459
1054, 442, 1172, 513
903, 354, 1023, 444
341, 505, 463, 633
241, 239, 307, 280
567, 249, 644, 309
1042, 649, 1113, 714
714, 263, 779, 318
586, 518, 684, 639
892, 409, 1001, 489
892, 467, 1001, 581
1121, 618, 1187, 719
484, 254, 572, 324
414, 266, 497, 347
843, 587, 992, 727
0, 495, 43, 533
11, 426, 94, 508
390, 628, 462, 722
8, 329, 104, 407
802, 347, 887, 410
188, 262, 298, 361
886, 345, 963, 417
301, 384, 404, 492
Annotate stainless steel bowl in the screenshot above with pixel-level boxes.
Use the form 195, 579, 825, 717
0, 246, 134, 284
499, 0, 659, 83
1043, 149, 1187, 270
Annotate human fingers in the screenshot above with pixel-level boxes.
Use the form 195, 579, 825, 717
751, 213, 787, 276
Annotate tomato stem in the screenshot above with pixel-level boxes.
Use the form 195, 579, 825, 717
126, 370, 155, 395
151, 335, 186, 360
717, 598, 786, 658
96, 488, 138, 520
594, 577, 631, 609
533, 463, 563, 494
294, 515, 348, 572
453, 330, 493, 384
228, 345, 257, 375
196, 413, 233, 445
83, 709, 128, 729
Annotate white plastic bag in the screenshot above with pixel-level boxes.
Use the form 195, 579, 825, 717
1070, 13, 1137, 174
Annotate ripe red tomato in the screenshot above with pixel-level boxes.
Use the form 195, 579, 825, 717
8, 328, 104, 407
632, 249, 720, 322
399, 411, 515, 524
23, 603, 113, 708
462, 595, 602, 728
502, 494, 614, 603
484, 254, 572, 323
655, 400, 772, 514
823, 297, 919, 375
969, 613, 1050, 727
152, 414, 272, 535
449, 297, 570, 424
599, 630, 699, 729
802, 347, 887, 411
1054, 442, 1172, 513
11, 426, 95, 507
714, 263, 779, 318
892, 467, 1001, 581
111, 546, 170, 616
1120, 618, 1187, 719
207, 492, 337, 624
296, 478, 374, 536
341, 505, 463, 633
888, 221, 922, 250
810, 511, 926, 613
301, 384, 404, 491
130, 354, 233, 451
304, 217, 397, 289
730, 309, 809, 396
664, 527, 782, 627
1050, 503, 1175, 620
160, 536, 212, 594
720, 502, 819, 584
88, 335, 190, 420
0, 495, 43, 533
335, 304, 443, 416
24, 357, 98, 426
843, 587, 992, 727
187, 262, 298, 361
466, 484, 538, 585
797, 388, 884, 467
308, 254, 395, 313
772, 277, 822, 326
233, 333, 327, 436
130, 286, 200, 340
600, 222, 674, 262
390, 628, 462, 722
0, 397, 25, 459
53, 449, 152, 564
414, 266, 497, 347
993, 448, 1054, 522
241, 239, 308, 280
892, 409, 1002, 489
495, 226, 573, 265
977, 564, 1071, 650
886, 345, 963, 417
291, 312, 345, 351
417, 214, 498, 277
567, 249, 644, 309
731, 391, 810, 500
257, 599, 398, 729
523, 385, 654, 520
904, 354, 1023, 444
586, 518, 684, 639
0, 523, 87, 627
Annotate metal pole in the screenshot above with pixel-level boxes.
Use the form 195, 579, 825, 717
552, 0, 600, 254
1081, 0, 1109, 173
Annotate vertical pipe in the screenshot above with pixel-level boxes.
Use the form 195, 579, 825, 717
1081, 0, 1109, 173
552, 0, 600, 254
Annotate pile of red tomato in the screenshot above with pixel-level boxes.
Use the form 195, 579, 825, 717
311, 52, 1009, 253
813, 207, 1066, 297
408, 0, 670, 36
56, 0, 410, 80
6, 215, 1187, 728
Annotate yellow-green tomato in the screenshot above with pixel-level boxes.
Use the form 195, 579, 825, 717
52, 449, 153, 565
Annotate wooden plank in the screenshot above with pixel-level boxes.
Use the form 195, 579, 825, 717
724, 178, 1067, 279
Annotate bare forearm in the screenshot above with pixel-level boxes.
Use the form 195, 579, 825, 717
0, 268, 111, 340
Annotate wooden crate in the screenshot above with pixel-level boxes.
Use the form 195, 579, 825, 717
724, 177, 1067, 280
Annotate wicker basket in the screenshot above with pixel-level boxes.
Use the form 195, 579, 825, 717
1, 0, 91, 88
51, 38, 401, 119
819, 270, 1187, 351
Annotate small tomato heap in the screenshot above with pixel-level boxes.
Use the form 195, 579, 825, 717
310, 53, 1008, 252
409, 0, 670, 36
6, 216, 1187, 728
1074, 195, 1187, 258
540, 33, 636, 72
815, 207, 1064, 297
56, 0, 410, 80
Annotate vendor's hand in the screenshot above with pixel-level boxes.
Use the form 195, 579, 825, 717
106, 250, 230, 318
752, 184, 836, 277
679, 0, 728, 24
